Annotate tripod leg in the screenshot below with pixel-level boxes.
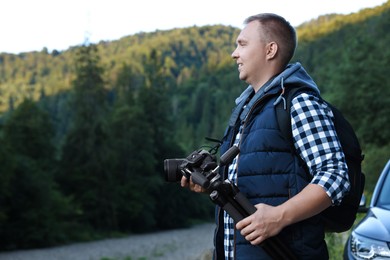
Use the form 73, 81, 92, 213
218, 183, 298, 260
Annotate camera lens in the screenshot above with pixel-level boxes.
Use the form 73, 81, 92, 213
164, 159, 184, 182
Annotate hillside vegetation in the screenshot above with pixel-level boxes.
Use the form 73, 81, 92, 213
0, 1, 389, 252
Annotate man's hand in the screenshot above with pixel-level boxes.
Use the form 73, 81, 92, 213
236, 184, 332, 245
180, 176, 207, 193
236, 204, 284, 245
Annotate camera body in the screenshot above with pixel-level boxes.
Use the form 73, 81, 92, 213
164, 149, 218, 188
164, 145, 259, 222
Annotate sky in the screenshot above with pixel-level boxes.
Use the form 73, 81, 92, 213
0, 0, 387, 54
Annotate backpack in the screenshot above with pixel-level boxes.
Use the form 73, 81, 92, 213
275, 84, 365, 233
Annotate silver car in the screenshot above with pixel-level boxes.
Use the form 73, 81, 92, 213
343, 159, 390, 259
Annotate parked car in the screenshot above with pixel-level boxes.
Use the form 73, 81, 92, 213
343, 159, 390, 259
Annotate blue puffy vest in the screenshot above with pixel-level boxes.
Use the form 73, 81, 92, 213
213, 87, 329, 260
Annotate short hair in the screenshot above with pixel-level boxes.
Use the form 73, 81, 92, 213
244, 13, 297, 67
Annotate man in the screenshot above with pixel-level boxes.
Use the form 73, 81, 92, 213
182, 13, 350, 259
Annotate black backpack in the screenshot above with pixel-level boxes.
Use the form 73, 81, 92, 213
275, 85, 365, 233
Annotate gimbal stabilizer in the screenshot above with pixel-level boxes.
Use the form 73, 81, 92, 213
188, 145, 297, 260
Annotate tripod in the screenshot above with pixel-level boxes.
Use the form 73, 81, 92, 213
191, 145, 297, 260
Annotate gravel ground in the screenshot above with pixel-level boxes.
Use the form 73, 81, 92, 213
0, 223, 215, 260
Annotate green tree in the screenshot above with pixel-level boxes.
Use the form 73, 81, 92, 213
108, 103, 160, 231
57, 44, 115, 230
326, 35, 390, 147
140, 49, 214, 229
0, 99, 73, 249
0, 129, 15, 247
110, 62, 163, 231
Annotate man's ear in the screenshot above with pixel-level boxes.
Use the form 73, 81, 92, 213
266, 42, 278, 60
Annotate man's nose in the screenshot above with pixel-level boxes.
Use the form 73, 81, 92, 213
231, 48, 238, 59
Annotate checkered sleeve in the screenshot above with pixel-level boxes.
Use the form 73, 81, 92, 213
290, 93, 350, 205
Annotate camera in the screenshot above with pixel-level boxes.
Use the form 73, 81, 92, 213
164, 148, 218, 187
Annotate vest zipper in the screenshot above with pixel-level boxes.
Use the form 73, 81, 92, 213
237, 92, 276, 156
232, 92, 276, 259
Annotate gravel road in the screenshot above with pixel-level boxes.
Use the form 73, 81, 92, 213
0, 223, 215, 260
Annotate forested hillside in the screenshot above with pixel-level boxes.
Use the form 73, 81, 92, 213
0, 1, 389, 251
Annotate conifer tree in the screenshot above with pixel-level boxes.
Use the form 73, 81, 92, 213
0, 99, 72, 249
105, 62, 159, 231
140, 49, 213, 229
58, 44, 115, 230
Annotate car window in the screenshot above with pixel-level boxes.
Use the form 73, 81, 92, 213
377, 167, 390, 209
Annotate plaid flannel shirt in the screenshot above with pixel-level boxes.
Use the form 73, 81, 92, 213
223, 92, 350, 259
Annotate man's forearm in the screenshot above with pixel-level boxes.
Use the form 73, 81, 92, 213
277, 183, 332, 227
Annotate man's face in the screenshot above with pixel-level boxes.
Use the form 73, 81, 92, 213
231, 21, 267, 87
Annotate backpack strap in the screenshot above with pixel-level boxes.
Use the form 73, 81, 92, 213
275, 85, 317, 177
275, 85, 317, 152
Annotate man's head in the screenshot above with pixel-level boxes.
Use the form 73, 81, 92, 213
244, 13, 297, 67
232, 13, 297, 90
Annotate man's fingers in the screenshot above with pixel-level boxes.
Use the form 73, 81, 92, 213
180, 176, 189, 187
236, 216, 251, 230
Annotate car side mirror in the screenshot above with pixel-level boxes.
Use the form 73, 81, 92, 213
358, 194, 368, 213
